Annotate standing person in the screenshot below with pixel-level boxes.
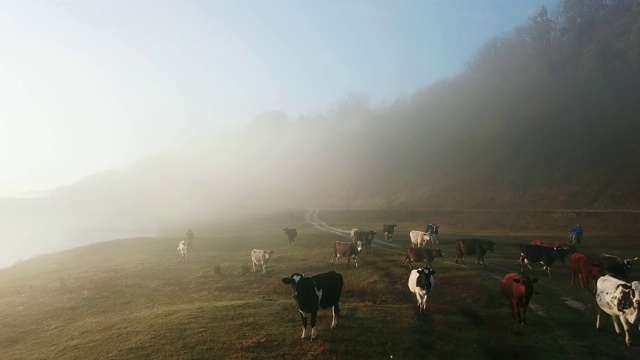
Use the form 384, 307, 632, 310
186, 228, 194, 249
569, 223, 584, 245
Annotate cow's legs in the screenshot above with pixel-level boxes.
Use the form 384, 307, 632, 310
299, 310, 308, 339
252, 261, 256, 272
331, 305, 338, 328
596, 307, 602, 330
262, 264, 266, 274
611, 315, 622, 334
310, 312, 318, 340
620, 318, 632, 346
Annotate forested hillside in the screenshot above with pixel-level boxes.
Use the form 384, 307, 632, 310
8, 0, 640, 229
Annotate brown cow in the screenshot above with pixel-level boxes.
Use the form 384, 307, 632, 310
530, 240, 576, 265
332, 241, 362, 268
570, 253, 604, 293
405, 248, 444, 269
363, 230, 377, 255
501, 272, 538, 325
455, 239, 496, 267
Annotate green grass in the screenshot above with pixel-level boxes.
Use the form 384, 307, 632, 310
1, 209, 640, 359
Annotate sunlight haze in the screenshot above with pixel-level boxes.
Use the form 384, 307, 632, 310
0, 0, 558, 197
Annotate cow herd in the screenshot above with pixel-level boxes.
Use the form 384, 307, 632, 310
176, 221, 640, 346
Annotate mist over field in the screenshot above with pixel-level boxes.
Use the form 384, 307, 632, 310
3, 1, 640, 268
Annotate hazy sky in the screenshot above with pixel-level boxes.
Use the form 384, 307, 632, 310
0, 0, 558, 197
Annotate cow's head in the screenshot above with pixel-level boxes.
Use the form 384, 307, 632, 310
512, 275, 538, 296
416, 267, 436, 289
265, 250, 274, 260
623, 257, 638, 271
433, 248, 444, 259
614, 282, 640, 317
355, 241, 363, 253
282, 272, 305, 298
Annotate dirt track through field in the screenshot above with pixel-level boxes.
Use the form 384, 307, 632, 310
304, 208, 588, 358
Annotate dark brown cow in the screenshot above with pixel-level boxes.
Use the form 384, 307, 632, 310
332, 241, 362, 268
570, 253, 604, 293
455, 239, 496, 267
501, 272, 538, 325
382, 223, 396, 243
405, 248, 444, 269
530, 240, 576, 265
283, 228, 298, 246
363, 230, 377, 255
596, 253, 638, 281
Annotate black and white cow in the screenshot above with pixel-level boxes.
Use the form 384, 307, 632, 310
408, 267, 436, 313
282, 271, 343, 340
595, 275, 640, 346
383, 223, 397, 243
519, 244, 567, 278
283, 228, 298, 247
596, 253, 638, 281
332, 241, 362, 267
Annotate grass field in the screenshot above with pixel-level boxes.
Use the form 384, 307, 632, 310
1, 208, 640, 359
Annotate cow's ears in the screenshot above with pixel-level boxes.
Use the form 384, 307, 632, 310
282, 278, 293, 285
512, 278, 521, 283
618, 283, 632, 290
532, 278, 539, 283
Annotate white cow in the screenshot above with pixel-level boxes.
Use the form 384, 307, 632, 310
410, 230, 432, 248
408, 267, 436, 313
595, 275, 640, 346
251, 249, 274, 274
177, 240, 189, 262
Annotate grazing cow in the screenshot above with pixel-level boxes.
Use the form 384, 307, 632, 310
405, 248, 444, 269
177, 240, 189, 262
408, 267, 436, 313
282, 271, 343, 340
570, 253, 604, 293
363, 230, 377, 255
595, 275, 640, 346
501, 272, 538, 325
596, 253, 638, 280
455, 239, 496, 267
530, 240, 576, 265
383, 223, 396, 242
332, 241, 362, 267
519, 244, 567, 278
250, 249, 273, 274
410, 230, 432, 248
283, 228, 298, 246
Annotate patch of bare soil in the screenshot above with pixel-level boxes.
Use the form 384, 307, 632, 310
561, 297, 587, 311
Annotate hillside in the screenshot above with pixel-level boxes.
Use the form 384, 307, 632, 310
4, 1, 640, 235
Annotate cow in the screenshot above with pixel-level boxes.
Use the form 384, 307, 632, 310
425, 224, 439, 245
177, 240, 188, 262
519, 244, 567, 278
455, 239, 496, 267
408, 267, 436, 313
383, 223, 396, 243
363, 230, 377, 255
332, 241, 362, 267
283, 228, 298, 246
595, 275, 640, 346
410, 230, 432, 248
250, 249, 273, 274
405, 248, 444, 269
530, 240, 576, 265
501, 272, 538, 325
570, 253, 604, 293
282, 271, 343, 340
596, 253, 638, 281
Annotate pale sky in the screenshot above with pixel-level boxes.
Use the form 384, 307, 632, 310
0, 0, 559, 197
